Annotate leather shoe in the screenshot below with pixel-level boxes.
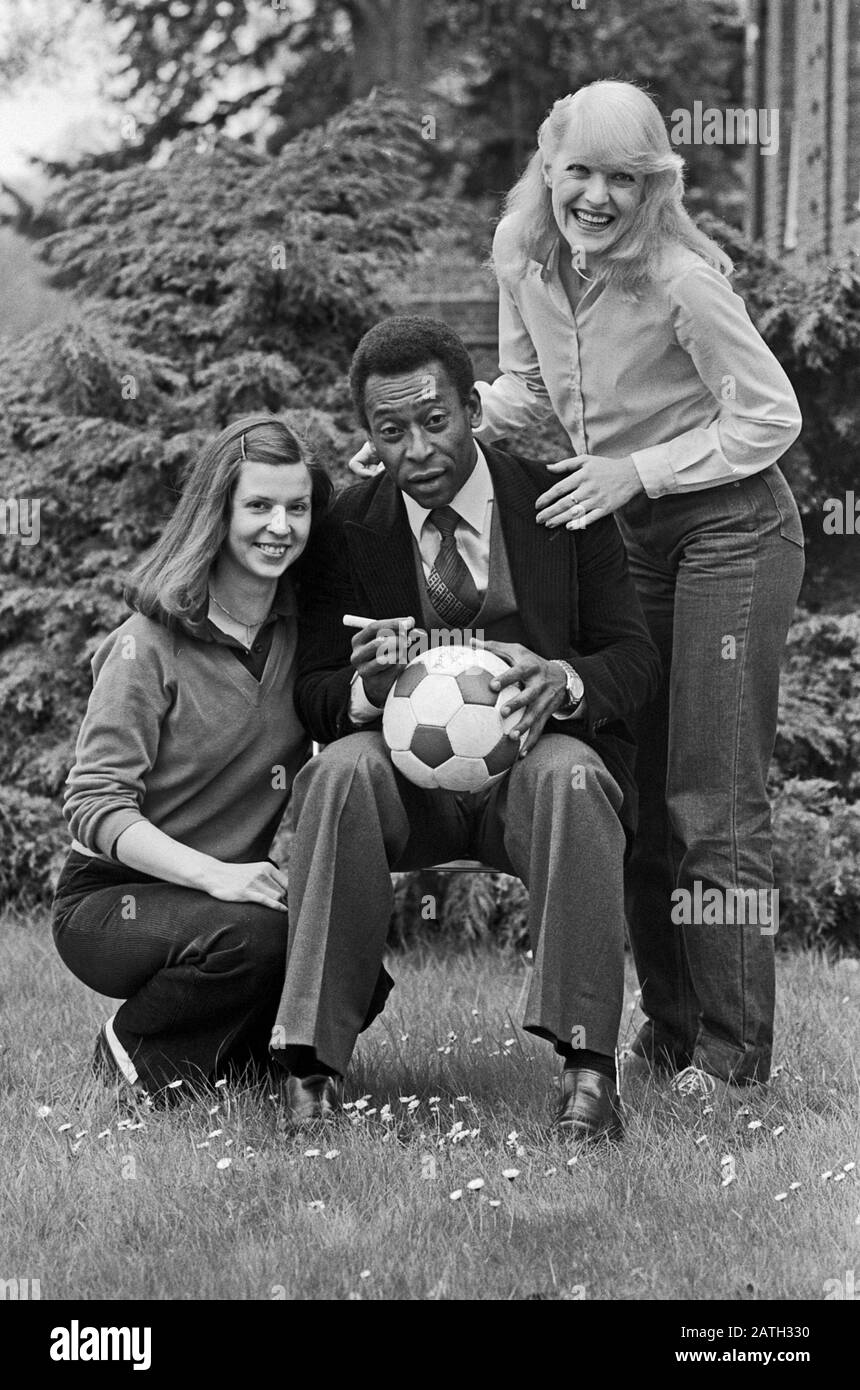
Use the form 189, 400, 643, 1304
283, 1073, 343, 1125
554, 1067, 624, 1145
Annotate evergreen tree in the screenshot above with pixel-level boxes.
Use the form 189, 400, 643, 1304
65, 0, 744, 226
0, 91, 444, 901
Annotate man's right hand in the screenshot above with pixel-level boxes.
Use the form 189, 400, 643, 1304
350, 616, 415, 707
205, 860, 289, 911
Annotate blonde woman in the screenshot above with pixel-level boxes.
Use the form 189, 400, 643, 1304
53, 415, 332, 1101
353, 81, 804, 1094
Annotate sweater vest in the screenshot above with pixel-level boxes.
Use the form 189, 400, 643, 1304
412, 502, 530, 647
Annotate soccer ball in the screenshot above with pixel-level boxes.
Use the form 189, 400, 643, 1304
382, 645, 523, 792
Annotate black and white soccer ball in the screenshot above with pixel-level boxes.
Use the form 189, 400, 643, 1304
382, 645, 523, 792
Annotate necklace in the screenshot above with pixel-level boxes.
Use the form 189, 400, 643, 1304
209, 587, 271, 649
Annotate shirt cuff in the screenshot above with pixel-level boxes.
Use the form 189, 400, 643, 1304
93, 808, 147, 860
629, 447, 677, 499
349, 671, 384, 725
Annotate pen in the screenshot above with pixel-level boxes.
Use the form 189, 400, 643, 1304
342, 615, 416, 630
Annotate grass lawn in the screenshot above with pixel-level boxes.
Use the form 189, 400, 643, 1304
1, 907, 858, 1302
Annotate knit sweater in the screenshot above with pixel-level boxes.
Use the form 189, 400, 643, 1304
64, 603, 308, 864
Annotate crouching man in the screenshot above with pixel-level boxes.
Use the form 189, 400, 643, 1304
271, 316, 660, 1145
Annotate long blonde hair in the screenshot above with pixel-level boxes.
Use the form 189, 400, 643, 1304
492, 80, 732, 294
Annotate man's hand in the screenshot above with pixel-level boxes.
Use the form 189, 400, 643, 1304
350, 616, 416, 707
536, 454, 643, 529
473, 639, 567, 755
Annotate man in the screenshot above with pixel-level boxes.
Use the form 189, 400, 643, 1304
271, 316, 661, 1144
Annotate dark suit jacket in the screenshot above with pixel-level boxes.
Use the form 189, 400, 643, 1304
294, 444, 661, 845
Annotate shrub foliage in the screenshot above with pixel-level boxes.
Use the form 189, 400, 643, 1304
0, 92, 443, 898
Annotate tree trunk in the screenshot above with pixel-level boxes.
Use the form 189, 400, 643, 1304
349, 0, 424, 98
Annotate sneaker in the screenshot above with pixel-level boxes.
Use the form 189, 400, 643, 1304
670, 1065, 717, 1098
92, 1017, 153, 1107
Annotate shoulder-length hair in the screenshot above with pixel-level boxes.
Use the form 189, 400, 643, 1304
492, 80, 732, 295
126, 414, 333, 629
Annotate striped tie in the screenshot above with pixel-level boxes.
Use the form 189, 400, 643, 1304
426, 506, 481, 626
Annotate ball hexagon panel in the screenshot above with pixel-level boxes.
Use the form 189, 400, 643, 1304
408, 672, 463, 726
498, 702, 521, 736
410, 725, 454, 768
434, 755, 501, 793
422, 646, 478, 676
390, 746, 440, 789
382, 695, 418, 751
447, 703, 505, 758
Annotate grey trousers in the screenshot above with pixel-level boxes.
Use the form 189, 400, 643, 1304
273, 730, 627, 1075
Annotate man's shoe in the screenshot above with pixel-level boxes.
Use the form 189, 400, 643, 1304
92, 1019, 152, 1107
554, 1067, 624, 1145
625, 1019, 692, 1075
283, 1073, 343, 1125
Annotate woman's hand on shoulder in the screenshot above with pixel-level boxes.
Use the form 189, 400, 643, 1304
348, 441, 384, 477
205, 860, 289, 912
536, 454, 644, 529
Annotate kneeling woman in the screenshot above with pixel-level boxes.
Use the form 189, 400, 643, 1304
53, 415, 331, 1099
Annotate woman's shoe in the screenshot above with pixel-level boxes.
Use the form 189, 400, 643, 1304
92, 1017, 153, 1107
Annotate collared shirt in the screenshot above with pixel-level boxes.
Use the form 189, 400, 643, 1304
402, 442, 494, 588
475, 235, 802, 498
190, 576, 297, 682
348, 447, 492, 723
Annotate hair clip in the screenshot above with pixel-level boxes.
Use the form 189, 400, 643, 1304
239, 433, 247, 461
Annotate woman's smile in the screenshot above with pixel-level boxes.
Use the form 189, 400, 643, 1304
569, 207, 616, 232
255, 540, 290, 559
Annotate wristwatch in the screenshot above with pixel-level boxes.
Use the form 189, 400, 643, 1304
551, 659, 585, 714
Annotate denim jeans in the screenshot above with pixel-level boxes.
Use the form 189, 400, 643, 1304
52, 850, 291, 1091
615, 465, 805, 1083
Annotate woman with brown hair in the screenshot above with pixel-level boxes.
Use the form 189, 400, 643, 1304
53, 414, 332, 1101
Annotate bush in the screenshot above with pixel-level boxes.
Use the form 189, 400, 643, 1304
772, 780, 860, 955
772, 612, 860, 799
0, 786, 67, 909
698, 216, 860, 522
388, 870, 529, 952
0, 92, 445, 903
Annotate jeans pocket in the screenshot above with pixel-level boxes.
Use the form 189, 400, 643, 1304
759, 466, 805, 547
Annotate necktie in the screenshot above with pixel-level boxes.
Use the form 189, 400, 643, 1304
426, 506, 481, 626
